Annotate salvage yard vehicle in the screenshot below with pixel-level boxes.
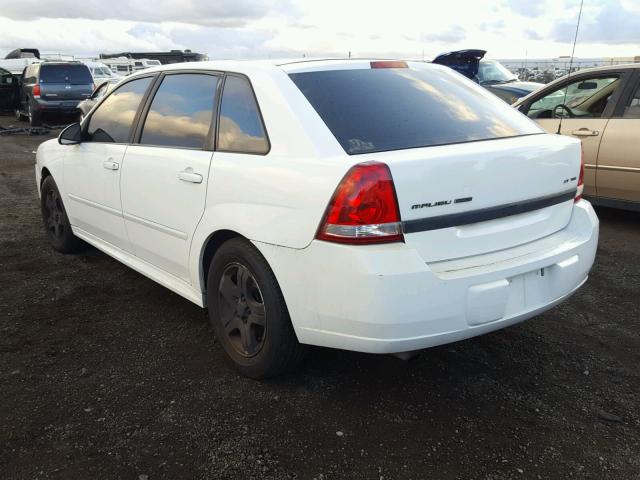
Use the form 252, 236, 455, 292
76, 80, 116, 122
514, 64, 640, 211
83, 61, 123, 83
15, 61, 94, 126
35, 59, 598, 378
0, 67, 19, 111
433, 49, 543, 103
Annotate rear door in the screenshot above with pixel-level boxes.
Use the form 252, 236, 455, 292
521, 71, 629, 198
290, 64, 580, 262
120, 72, 219, 281
595, 70, 640, 202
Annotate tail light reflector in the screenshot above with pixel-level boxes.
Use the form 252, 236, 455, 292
316, 161, 404, 244
575, 145, 584, 202
33, 84, 41, 98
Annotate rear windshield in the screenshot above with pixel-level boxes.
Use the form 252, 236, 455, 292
40, 64, 93, 84
290, 66, 542, 154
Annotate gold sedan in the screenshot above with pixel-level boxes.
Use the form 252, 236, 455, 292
514, 64, 640, 211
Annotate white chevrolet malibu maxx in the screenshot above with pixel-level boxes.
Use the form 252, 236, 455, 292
35, 59, 599, 378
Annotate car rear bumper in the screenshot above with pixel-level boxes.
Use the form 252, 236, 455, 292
255, 200, 599, 354
33, 98, 82, 112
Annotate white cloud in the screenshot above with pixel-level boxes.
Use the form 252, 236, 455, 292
551, 0, 640, 45
0, 0, 637, 61
0, 0, 281, 27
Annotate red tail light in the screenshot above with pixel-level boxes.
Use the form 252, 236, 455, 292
33, 84, 41, 98
575, 145, 585, 202
316, 161, 404, 244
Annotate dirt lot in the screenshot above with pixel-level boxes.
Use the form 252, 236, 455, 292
1, 114, 639, 480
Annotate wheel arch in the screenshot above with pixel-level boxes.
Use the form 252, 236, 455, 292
40, 166, 52, 185
199, 229, 244, 294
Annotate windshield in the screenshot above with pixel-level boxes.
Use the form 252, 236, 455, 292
290, 66, 541, 155
40, 64, 93, 84
477, 61, 517, 85
92, 66, 113, 77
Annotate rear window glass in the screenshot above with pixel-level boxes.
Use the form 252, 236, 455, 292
40, 64, 93, 84
290, 66, 542, 155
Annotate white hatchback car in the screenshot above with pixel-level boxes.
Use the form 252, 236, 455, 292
36, 59, 599, 378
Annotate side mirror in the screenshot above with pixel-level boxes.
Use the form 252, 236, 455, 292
58, 122, 82, 145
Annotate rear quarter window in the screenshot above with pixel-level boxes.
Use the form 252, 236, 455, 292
217, 75, 269, 155
290, 66, 542, 154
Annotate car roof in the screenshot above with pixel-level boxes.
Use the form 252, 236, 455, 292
38, 61, 86, 66
125, 58, 441, 78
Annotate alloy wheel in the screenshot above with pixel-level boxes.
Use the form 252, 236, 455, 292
217, 263, 266, 357
44, 188, 66, 240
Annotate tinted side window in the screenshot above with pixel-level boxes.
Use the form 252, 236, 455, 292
86, 77, 152, 143
140, 74, 219, 149
217, 75, 269, 154
527, 76, 621, 119
623, 82, 640, 119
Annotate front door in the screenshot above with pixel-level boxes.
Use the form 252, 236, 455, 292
0, 67, 18, 110
595, 74, 640, 202
63, 76, 154, 251
523, 73, 627, 199
120, 73, 219, 281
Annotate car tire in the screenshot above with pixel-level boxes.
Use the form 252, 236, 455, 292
14, 107, 25, 121
28, 101, 42, 127
40, 176, 83, 254
206, 238, 307, 379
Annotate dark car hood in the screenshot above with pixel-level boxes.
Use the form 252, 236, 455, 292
488, 81, 544, 95
432, 49, 486, 79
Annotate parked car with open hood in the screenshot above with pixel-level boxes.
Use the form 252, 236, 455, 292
514, 63, 640, 211
15, 61, 94, 126
433, 49, 544, 103
35, 59, 597, 378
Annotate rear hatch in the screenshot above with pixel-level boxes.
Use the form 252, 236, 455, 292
371, 134, 579, 262
39, 64, 93, 102
288, 61, 580, 261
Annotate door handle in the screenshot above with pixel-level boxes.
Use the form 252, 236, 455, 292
103, 160, 119, 170
571, 128, 599, 137
178, 168, 203, 184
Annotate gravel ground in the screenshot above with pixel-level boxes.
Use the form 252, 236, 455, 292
1, 115, 639, 480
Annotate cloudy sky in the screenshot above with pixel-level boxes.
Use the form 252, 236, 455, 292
0, 0, 638, 61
